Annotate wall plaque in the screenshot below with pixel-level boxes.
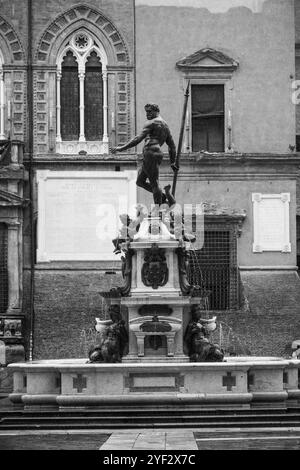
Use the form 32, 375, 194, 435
252, 193, 291, 253
37, 170, 137, 261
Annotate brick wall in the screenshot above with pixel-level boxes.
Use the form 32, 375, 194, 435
26, 269, 300, 360
216, 271, 300, 357
23, 270, 123, 359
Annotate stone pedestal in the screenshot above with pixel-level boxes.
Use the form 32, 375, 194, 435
119, 217, 192, 362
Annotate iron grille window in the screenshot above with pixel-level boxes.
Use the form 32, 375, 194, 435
0, 223, 8, 313
188, 230, 237, 310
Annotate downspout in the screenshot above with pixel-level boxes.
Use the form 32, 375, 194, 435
27, 0, 35, 361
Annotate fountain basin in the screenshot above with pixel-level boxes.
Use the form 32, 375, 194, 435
8, 357, 300, 409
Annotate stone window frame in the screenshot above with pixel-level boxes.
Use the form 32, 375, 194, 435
176, 48, 239, 153
55, 30, 109, 155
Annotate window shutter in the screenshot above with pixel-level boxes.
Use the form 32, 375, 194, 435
192, 85, 224, 152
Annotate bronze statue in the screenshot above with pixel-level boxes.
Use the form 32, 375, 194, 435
88, 305, 128, 363
111, 103, 178, 206
184, 305, 224, 362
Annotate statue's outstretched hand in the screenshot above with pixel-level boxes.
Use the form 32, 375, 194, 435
171, 163, 179, 172
110, 146, 123, 154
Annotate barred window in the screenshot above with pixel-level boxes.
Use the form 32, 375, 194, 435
188, 229, 238, 310
0, 223, 8, 313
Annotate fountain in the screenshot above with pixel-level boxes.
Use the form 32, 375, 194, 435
7, 92, 300, 409
7, 213, 300, 409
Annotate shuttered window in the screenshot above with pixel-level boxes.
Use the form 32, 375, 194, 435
84, 51, 103, 141
61, 51, 79, 141
191, 84, 224, 152
0, 223, 8, 313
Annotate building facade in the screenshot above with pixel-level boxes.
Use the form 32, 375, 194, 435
0, 0, 300, 391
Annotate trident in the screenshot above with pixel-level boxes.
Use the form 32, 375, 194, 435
171, 80, 191, 197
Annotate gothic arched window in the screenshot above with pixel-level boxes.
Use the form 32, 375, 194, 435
84, 51, 103, 141
56, 31, 108, 154
61, 51, 79, 141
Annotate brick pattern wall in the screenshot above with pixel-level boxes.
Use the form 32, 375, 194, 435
216, 271, 300, 357
24, 270, 123, 359
24, 269, 300, 360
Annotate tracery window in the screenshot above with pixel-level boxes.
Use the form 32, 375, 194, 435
56, 31, 108, 154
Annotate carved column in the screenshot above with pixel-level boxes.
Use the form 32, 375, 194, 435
102, 69, 109, 153
56, 71, 62, 143
0, 69, 5, 140
6, 221, 21, 312
78, 70, 85, 142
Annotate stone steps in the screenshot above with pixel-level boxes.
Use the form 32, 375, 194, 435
1, 421, 300, 431
1, 411, 300, 430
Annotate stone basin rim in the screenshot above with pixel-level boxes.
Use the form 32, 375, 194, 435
7, 356, 300, 371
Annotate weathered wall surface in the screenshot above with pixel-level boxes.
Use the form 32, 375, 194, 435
219, 271, 300, 357
135, 0, 295, 153
23, 270, 124, 359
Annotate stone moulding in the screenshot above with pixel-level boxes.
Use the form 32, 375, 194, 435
8, 358, 300, 407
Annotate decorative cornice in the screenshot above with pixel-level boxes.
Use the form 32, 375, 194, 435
176, 47, 239, 72
22, 151, 300, 169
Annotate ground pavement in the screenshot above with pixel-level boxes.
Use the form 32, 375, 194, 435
0, 428, 300, 450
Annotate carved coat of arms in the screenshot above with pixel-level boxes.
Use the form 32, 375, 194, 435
141, 244, 169, 289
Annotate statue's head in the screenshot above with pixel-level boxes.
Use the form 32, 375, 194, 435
145, 103, 160, 120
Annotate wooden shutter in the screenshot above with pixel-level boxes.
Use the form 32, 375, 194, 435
84, 52, 103, 141
61, 51, 79, 141
192, 85, 224, 152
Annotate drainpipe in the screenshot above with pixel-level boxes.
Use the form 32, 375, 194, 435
27, 0, 35, 361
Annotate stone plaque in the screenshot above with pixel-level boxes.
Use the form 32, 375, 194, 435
37, 170, 137, 261
125, 373, 184, 392
252, 193, 291, 252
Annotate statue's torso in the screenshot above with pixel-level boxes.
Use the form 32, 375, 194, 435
144, 116, 170, 148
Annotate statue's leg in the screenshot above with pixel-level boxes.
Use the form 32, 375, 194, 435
146, 154, 163, 206
136, 167, 153, 193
